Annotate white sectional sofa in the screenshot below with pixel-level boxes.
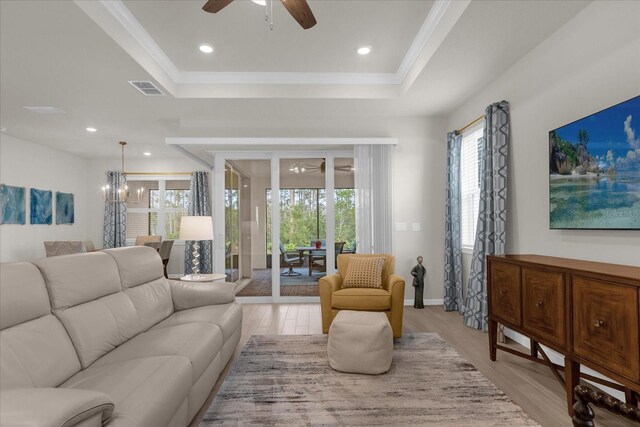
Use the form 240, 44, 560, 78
0, 246, 242, 426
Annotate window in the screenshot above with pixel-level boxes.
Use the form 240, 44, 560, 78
460, 127, 483, 250
126, 179, 190, 241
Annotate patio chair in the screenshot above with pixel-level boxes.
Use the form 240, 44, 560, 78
280, 243, 303, 276
309, 241, 346, 276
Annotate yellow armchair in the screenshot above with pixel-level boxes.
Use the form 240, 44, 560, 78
319, 253, 405, 338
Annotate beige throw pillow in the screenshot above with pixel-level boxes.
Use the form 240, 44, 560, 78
342, 257, 385, 289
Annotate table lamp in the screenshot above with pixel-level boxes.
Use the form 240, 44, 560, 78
179, 215, 213, 279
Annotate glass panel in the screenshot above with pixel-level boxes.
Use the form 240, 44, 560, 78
225, 165, 240, 282
279, 157, 325, 296
335, 157, 356, 267
229, 159, 272, 297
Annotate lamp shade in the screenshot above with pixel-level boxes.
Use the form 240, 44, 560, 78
179, 216, 213, 241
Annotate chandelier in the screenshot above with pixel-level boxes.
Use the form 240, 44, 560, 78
101, 141, 144, 203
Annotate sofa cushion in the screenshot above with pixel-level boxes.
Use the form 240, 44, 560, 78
90, 322, 223, 383
62, 356, 191, 427
0, 262, 51, 330
55, 292, 140, 369
331, 288, 391, 310
1, 315, 81, 389
33, 252, 122, 310
152, 303, 243, 342
123, 278, 174, 332
0, 262, 81, 389
103, 247, 163, 289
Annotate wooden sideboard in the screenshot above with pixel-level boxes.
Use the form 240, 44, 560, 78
487, 254, 640, 415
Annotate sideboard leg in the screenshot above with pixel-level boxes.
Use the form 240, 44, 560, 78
489, 318, 497, 361
530, 338, 538, 358
625, 388, 639, 407
565, 358, 580, 416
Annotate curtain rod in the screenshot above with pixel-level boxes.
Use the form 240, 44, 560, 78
124, 172, 193, 176
455, 115, 484, 135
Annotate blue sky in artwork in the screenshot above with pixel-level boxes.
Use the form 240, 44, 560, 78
554, 96, 640, 160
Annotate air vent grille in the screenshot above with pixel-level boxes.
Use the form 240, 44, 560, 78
128, 81, 165, 96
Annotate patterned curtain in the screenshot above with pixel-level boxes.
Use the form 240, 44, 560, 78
463, 101, 510, 331
444, 132, 463, 313
185, 171, 212, 274
102, 171, 127, 248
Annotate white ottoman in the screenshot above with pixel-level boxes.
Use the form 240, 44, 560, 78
327, 310, 393, 374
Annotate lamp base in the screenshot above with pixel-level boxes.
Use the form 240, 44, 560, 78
192, 241, 201, 275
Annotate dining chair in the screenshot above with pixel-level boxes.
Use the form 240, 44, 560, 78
44, 241, 87, 257
158, 240, 174, 278
135, 235, 162, 246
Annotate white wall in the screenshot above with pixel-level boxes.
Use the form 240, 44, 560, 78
448, 1, 640, 268
0, 134, 88, 262
446, 1, 640, 399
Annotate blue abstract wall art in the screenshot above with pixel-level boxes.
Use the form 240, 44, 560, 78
55, 192, 75, 225
30, 188, 53, 225
0, 184, 26, 225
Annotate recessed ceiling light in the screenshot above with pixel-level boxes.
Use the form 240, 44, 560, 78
86, 127, 97, 133
199, 44, 214, 54
357, 46, 372, 56
251, 0, 266, 5
143, 152, 151, 156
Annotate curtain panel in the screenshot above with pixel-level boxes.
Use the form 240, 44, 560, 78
443, 132, 463, 313
102, 171, 127, 248
463, 101, 510, 331
184, 171, 213, 274
354, 145, 393, 254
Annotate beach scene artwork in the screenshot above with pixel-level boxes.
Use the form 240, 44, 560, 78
549, 96, 640, 229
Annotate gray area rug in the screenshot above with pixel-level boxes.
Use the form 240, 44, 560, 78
201, 333, 540, 426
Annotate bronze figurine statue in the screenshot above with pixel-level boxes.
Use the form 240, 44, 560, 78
411, 256, 426, 309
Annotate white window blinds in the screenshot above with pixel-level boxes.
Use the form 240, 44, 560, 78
460, 127, 483, 249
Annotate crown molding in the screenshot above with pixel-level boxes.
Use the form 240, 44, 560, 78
76, 0, 469, 97
166, 137, 398, 146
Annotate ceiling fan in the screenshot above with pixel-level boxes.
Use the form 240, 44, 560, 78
202, 0, 317, 30
290, 159, 354, 174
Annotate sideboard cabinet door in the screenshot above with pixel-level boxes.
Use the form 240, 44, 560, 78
572, 276, 640, 382
490, 261, 522, 327
522, 268, 565, 348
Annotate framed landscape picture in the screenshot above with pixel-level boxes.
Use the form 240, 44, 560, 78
549, 96, 640, 229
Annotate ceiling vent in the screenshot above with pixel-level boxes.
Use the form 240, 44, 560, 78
23, 106, 66, 114
128, 81, 165, 96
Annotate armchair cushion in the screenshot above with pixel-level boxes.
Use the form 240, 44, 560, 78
331, 288, 391, 310
342, 256, 385, 288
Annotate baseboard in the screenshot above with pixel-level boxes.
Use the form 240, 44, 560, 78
404, 299, 443, 306
503, 328, 624, 400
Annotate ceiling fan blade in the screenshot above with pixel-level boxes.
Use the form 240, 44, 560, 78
280, 0, 317, 29
202, 0, 233, 13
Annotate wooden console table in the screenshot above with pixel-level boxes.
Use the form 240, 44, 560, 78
487, 254, 640, 416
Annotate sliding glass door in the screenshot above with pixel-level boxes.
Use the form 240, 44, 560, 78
213, 151, 353, 302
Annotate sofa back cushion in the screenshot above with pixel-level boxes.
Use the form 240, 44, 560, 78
104, 247, 174, 332
0, 262, 81, 389
33, 252, 141, 368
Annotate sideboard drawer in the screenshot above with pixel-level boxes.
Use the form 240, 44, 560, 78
490, 261, 521, 326
572, 277, 639, 381
522, 268, 565, 347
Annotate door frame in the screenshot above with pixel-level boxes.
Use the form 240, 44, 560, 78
212, 150, 352, 303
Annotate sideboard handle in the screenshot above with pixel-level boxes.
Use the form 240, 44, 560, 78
593, 319, 605, 328
536, 300, 544, 308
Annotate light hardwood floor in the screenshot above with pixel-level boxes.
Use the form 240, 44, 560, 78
191, 304, 635, 427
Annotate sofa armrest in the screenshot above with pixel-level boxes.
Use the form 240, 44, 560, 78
319, 274, 343, 333
169, 280, 235, 311
0, 388, 114, 427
